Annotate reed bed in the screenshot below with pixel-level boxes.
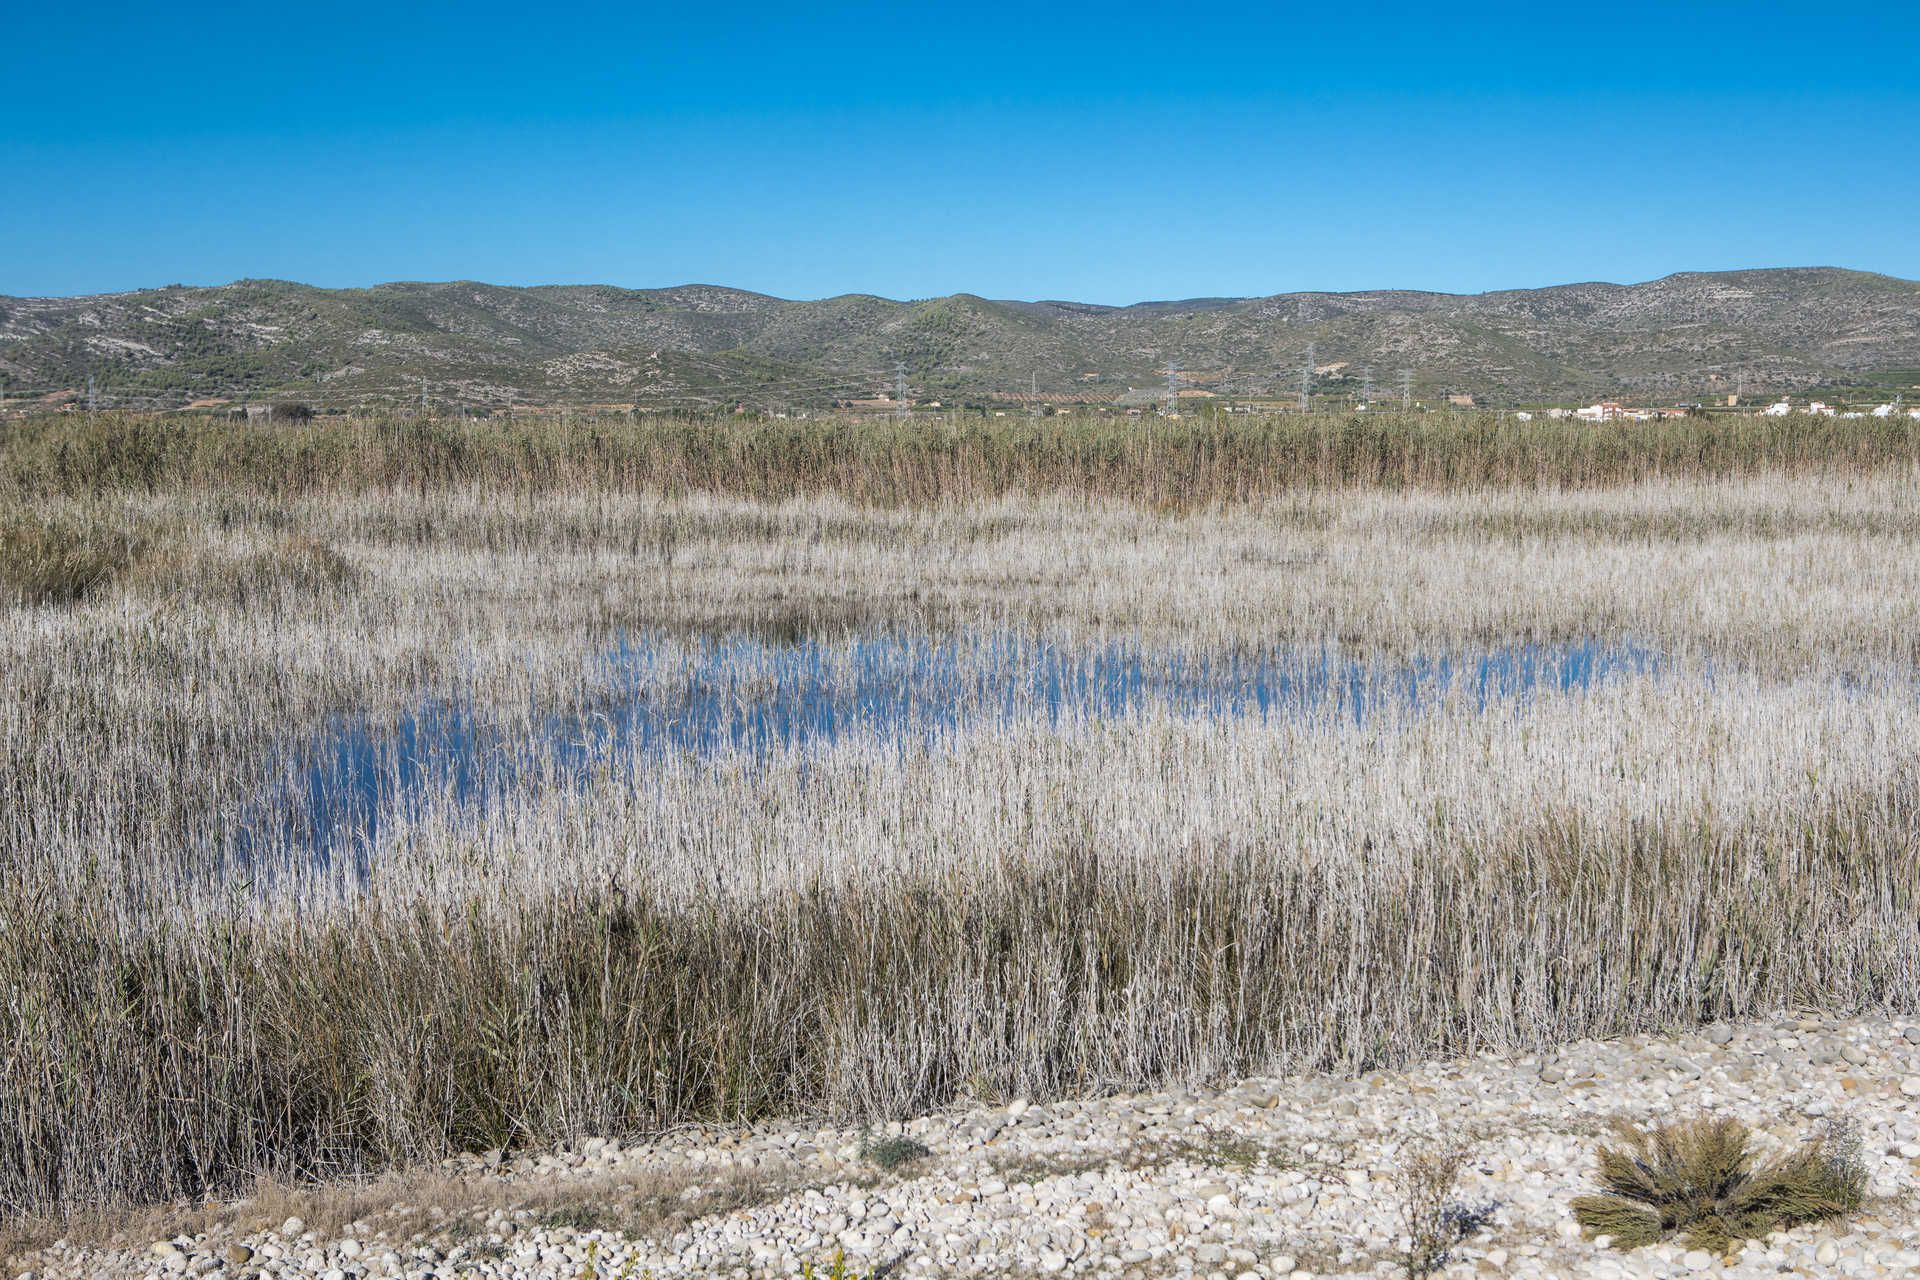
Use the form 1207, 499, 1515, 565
3, 430, 1920, 1219
5, 409, 1920, 503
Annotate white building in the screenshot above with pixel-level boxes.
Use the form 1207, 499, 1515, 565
1762, 401, 1793, 416
1872, 404, 1896, 417
1808, 402, 1837, 417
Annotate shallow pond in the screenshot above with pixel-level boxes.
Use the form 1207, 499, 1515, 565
245, 632, 1658, 865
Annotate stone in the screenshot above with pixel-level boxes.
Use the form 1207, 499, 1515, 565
1271, 1258, 1298, 1276
1682, 1248, 1714, 1269
1901, 1078, 1920, 1098
1816, 1240, 1840, 1265
223, 1245, 254, 1266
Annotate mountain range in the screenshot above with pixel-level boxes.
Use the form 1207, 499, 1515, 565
3, 268, 1918, 411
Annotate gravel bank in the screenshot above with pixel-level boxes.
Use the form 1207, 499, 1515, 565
18, 1015, 1920, 1280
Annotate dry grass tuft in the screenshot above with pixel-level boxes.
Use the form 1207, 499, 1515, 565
1570, 1116, 1865, 1252
0, 514, 141, 605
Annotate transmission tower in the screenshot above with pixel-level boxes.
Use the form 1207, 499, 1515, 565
1299, 344, 1314, 414
895, 361, 908, 420
1164, 363, 1180, 416
1031, 371, 1042, 418
1362, 365, 1375, 407
1400, 369, 1412, 409
87, 374, 97, 415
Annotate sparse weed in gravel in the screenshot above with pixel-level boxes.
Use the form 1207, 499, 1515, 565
1397, 1138, 1481, 1279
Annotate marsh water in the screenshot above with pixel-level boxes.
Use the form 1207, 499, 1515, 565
247, 632, 1658, 864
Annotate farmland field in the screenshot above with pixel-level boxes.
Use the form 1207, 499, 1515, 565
5, 409, 1920, 1227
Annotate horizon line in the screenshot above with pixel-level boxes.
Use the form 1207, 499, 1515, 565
2, 264, 1910, 309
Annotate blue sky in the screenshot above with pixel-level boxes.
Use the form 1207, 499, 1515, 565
3, 1, 1917, 302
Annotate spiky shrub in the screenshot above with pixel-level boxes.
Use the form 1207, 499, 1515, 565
1571, 1117, 1865, 1252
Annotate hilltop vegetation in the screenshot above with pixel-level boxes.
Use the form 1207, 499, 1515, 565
3, 268, 1919, 410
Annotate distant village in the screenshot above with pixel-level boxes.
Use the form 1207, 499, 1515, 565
1516, 398, 1920, 423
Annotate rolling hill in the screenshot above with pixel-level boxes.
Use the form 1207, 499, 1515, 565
2, 268, 1918, 411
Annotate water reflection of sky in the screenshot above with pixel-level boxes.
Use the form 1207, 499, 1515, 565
245, 632, 1659, 868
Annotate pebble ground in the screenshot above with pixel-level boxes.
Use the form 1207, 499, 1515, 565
18, 1015, 1920, 1280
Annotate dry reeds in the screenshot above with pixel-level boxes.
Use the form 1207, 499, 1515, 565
5, 409, 1920, 503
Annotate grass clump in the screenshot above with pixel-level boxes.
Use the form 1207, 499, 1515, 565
233, 535, 358, 597
1570, 1116, 1865, 1252
0, 515, 140, 605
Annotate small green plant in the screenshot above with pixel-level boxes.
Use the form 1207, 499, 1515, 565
572, 1239, 643, 1280
1397, 1138, 1488, 1279
1570, 1116, 1865, 1252
799, 1249, 871, 1280
858, 1132, 932, 1172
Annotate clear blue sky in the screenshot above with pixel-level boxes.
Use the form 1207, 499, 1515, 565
3, 1, 1917, 303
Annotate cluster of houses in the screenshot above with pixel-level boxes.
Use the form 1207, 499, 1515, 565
1757, 400, 1920, 419
1511, 402, 1691, 422
1509, 399, 1920, 423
